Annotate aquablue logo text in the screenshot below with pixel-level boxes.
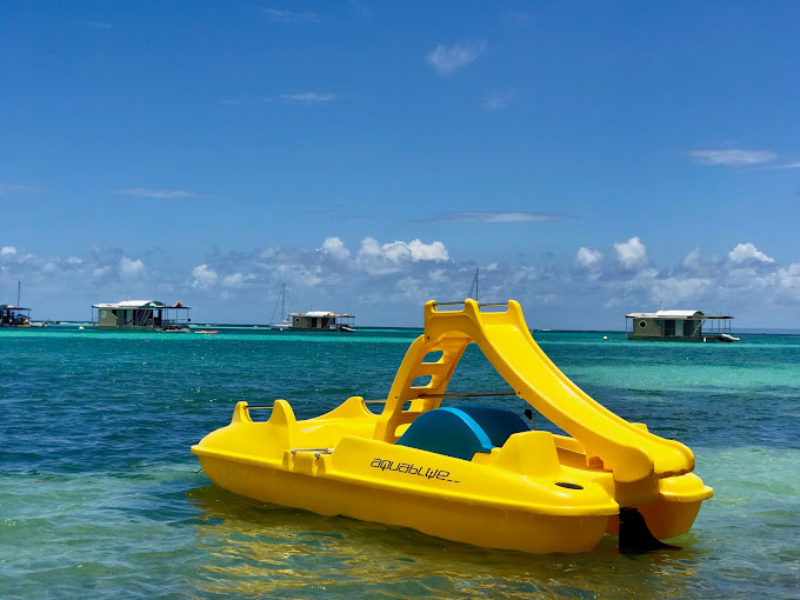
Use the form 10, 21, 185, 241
370, 458, 460, 483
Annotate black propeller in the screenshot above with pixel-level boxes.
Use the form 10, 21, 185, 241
619, 507, 680, 553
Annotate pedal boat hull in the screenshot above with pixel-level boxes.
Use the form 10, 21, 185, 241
193, 401, 619, 554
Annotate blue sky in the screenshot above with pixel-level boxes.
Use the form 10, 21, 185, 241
2, 2, 799, 328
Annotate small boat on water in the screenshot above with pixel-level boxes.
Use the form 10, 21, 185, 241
193, 299, 712, 554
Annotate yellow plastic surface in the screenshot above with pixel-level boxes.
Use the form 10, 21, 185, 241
192, 299, 712, 554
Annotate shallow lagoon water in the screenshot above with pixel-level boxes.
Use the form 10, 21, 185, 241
1, 326, 798, 598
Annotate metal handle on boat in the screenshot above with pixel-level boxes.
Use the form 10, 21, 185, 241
363, 392, 517, 403
418, 391, 518, 398
291, 448, 334, 457
432, 301, 509, 308
245, 405, 274, 410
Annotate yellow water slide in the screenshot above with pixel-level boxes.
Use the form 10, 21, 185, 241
392, 300, 696, 484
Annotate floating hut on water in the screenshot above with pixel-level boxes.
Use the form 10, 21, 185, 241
286, 310, 355, 332
269, 284, 355, 332
0, 304, 31, 327
93, 300, 191, 333
625, 310, 739, 342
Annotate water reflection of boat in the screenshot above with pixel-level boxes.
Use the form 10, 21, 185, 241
193, 299, 712, 554
187, 483, 701, 596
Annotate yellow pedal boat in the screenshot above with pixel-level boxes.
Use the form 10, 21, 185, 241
192, 300, 712, 554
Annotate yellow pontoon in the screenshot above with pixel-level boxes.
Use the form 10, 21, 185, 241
192, 300, 712, 554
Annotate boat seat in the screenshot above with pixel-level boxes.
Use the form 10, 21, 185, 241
396, 406, 531, 461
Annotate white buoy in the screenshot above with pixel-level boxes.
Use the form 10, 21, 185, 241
79, 326, 84, 330
603, 336, 608, 340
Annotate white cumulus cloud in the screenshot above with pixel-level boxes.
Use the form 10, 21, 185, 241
355, 238, 449, 275
379, 241, 412, 264
120, 257, 144, 277
774, 263, 800, 292
192, 264, 219, 289
407, 239, 449, 261
575, 247, 603, 271
728, 243, 774, 264
682, 247, 703, 271
614, 237, 648, 271
1, 246, 17, 256
222, 273, 255, 288
650, 277, 711, 304
320, 237, 351, 260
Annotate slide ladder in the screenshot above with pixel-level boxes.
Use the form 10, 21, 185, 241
376, 300, 695, 484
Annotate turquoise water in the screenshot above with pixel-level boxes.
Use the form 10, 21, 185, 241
1, 326, 798, 598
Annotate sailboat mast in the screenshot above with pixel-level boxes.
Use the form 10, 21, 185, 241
269, 283, 288, 326
468, 269, 479, 301
17, 279, 21, 307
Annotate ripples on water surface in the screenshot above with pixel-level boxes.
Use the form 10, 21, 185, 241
1, 327, 798, 598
